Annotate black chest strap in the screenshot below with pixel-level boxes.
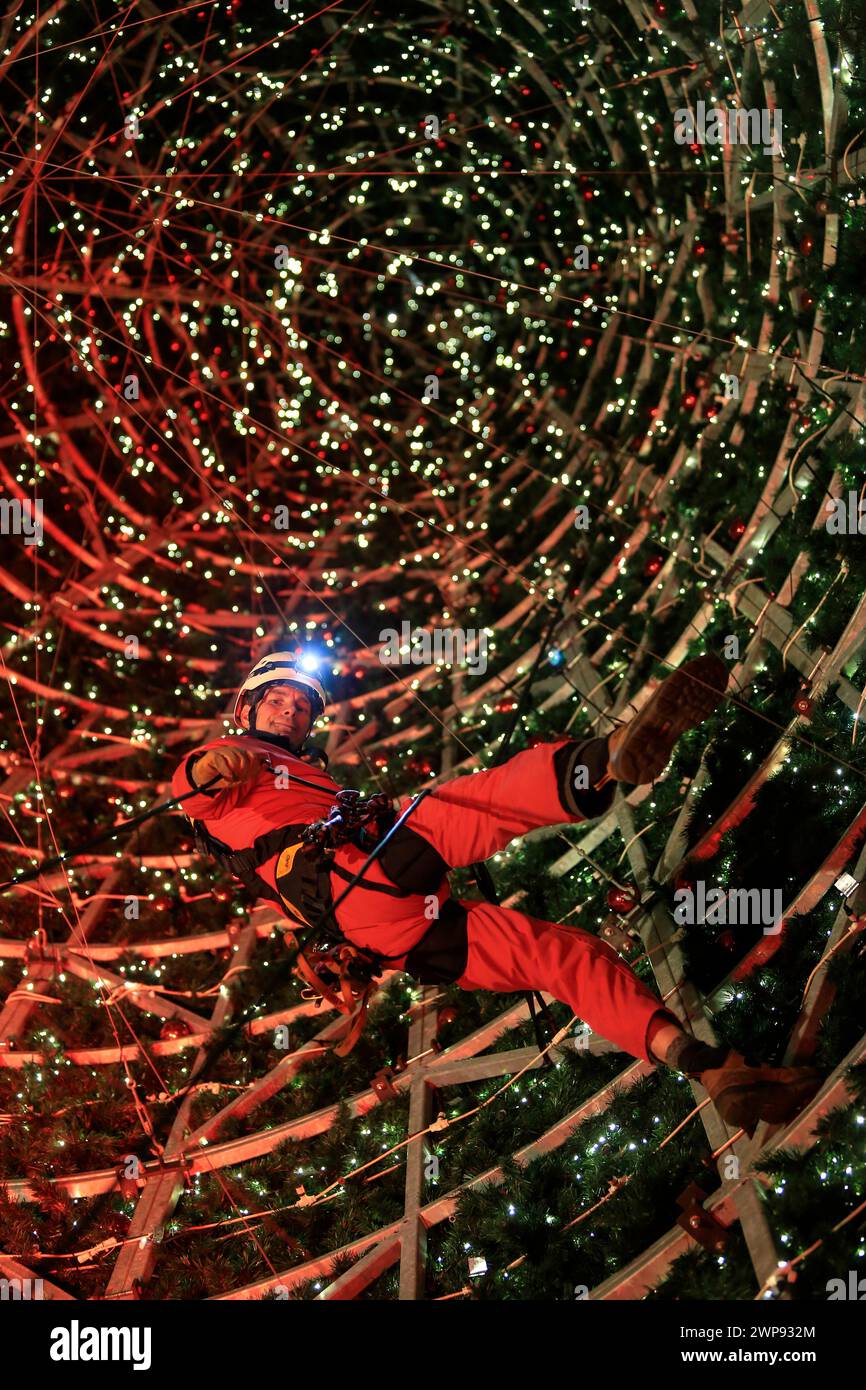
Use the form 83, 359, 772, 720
189, 818, 469, 985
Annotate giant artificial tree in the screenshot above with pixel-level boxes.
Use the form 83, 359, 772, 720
1, 0, 865, 1301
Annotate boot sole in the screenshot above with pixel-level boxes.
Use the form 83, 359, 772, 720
706, 1068, 822, 1131
610, 654, 728, 784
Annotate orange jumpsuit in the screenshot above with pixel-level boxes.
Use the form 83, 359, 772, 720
171, 734, 675, 1064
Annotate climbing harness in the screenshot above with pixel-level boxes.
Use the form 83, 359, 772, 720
190, 781, 442, 1057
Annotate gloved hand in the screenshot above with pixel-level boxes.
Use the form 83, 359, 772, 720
190, 745, 263, 793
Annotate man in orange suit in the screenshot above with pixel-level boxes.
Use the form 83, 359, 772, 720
172, 651, 820, 1134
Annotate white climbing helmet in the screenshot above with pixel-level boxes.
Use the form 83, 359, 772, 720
233, 651, 327, 727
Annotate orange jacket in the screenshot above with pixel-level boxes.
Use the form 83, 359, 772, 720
171, 734, 340, 916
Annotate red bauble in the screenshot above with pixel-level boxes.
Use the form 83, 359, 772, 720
794, 695, 814, 718
607, 886, 640, 914
438, 1006, 458, 1027
717, 931, 736, 950
728, 519, 746, 539
799, 234, 815, 255
160, 1019, 191, 1041
799, 289, 815, 312
644, 556, 664, 578
815, 197, 830, 216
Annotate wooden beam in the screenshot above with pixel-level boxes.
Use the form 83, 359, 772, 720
398, 989, 439, 1299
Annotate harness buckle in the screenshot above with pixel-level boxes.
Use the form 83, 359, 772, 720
302, 789, 395, 851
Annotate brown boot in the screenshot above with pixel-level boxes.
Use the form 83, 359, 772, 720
698, 1050, 823, 1136
607, 654, 728, 784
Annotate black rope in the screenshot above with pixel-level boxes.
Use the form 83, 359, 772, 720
160, 787, 441, 1097
283, 787, 438, 970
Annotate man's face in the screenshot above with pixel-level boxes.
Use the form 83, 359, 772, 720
241, 682, 313, 746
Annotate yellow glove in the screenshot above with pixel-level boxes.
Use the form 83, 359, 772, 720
191, 745, 262, 792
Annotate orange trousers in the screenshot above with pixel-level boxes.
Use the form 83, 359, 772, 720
331, 738, 676, 1064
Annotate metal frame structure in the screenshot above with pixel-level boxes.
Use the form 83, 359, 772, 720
1, 0, 863, 1305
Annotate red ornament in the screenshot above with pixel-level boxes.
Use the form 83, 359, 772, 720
644, 555, 664, 578
716, 931, 736, 950
794, 694, 814, 718
160, 1019, 192, 1041
437, 1006, 458, 1027
683, 392, 698, 409
799, 289, 815, 312
815, 197, 830, 216
728, 519, 746, 539
607, 886, 641, 914
799, 234, 815, 255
